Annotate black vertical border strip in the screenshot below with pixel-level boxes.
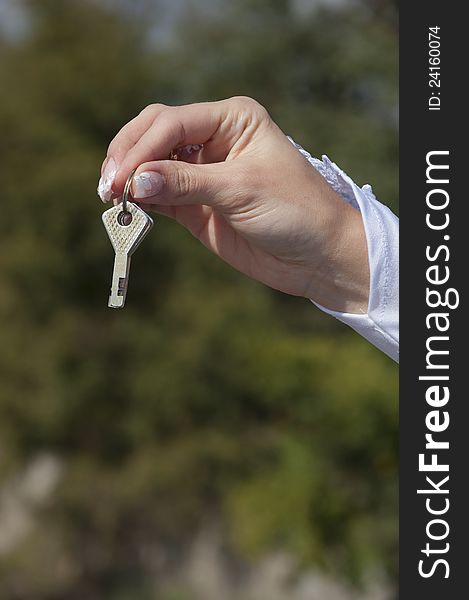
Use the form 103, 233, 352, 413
400, 2, 467, 597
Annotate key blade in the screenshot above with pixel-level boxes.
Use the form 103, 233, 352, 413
108, 252, 130, 308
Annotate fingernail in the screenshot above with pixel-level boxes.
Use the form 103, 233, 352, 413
132, 172, 164, 198
97, 157, 117, 202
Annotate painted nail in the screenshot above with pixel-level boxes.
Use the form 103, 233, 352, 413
97, 157, 117, 203
132, 172, 164, 198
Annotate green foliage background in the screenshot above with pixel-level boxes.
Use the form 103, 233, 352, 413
0, 0, 398, 597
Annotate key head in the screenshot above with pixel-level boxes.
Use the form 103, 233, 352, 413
102, 202, 153, 256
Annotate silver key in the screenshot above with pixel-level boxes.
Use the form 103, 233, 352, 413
102, 201, 154, 308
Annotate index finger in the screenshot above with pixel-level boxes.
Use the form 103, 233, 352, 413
105, 103, 168, 168
113, 100, 232, 193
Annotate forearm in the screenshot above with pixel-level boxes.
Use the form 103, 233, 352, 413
290, 141, 399, 362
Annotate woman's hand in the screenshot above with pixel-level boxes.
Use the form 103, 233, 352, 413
98, 96, 369, 313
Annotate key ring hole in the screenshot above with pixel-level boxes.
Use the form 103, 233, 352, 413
118, 211, 133, 226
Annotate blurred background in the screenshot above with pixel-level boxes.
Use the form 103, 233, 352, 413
0, 0, 398, 598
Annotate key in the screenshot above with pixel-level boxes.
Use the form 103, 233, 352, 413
102, 201, 154, 308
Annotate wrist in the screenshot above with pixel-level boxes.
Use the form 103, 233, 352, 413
304, 197, 370, 314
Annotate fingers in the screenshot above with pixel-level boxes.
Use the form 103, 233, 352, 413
114, 101, 231, 193
141, 203, 214, 239
130, 160, 239, 209
98, 97, 270, 202
97, 104, 167, 202
139, 202, 237, 263
107, 103, 168, 164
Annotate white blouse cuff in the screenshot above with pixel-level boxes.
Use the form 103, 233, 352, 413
289, 138, 399, 363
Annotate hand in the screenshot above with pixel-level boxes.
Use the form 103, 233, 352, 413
98, 96, 369, 313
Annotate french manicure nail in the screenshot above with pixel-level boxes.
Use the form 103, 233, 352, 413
132, 172, 164, 198
97, 157, 117, 203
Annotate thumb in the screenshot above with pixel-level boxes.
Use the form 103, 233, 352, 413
130, 160, 235, 207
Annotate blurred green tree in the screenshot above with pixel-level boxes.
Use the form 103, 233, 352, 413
0, 0, 398, 598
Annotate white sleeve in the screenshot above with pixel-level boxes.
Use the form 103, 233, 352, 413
289, 138, 399, 363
